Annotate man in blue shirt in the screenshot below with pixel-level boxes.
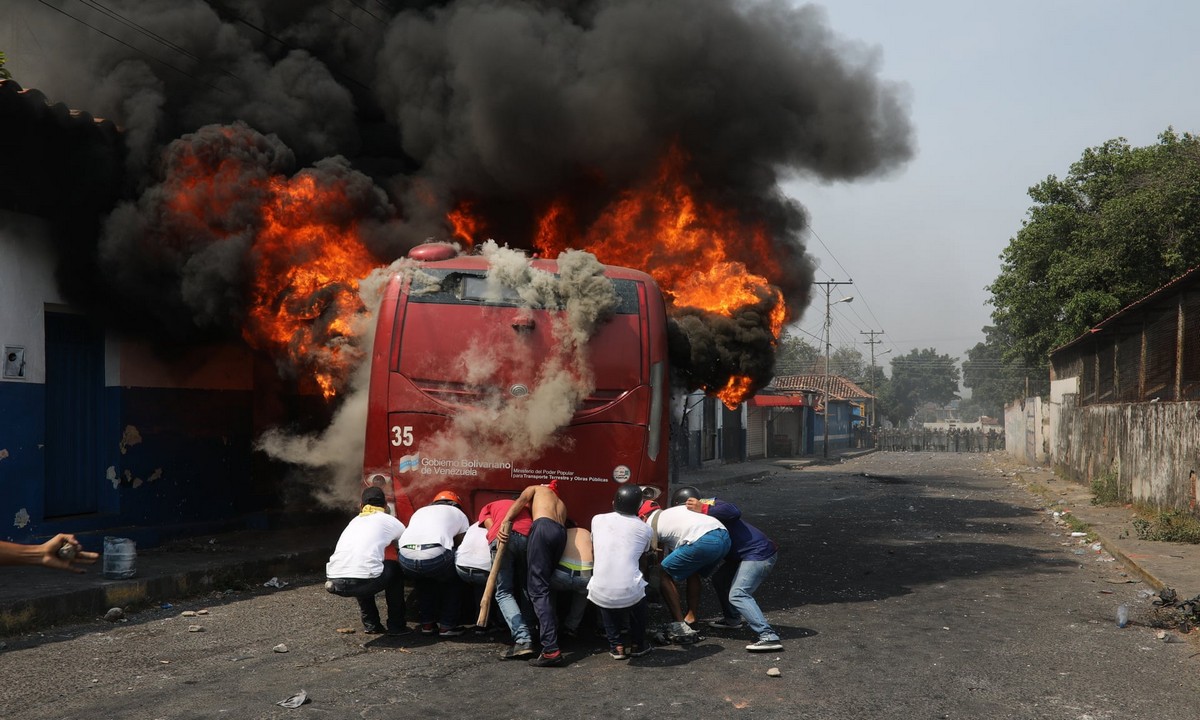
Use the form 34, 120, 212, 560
672, 486, 783, 652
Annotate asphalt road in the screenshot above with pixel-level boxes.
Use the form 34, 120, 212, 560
2, 452, 1197, 719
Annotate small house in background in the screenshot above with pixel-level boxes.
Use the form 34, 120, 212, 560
1047, 265, 1200, 509
748, 375, 874, 459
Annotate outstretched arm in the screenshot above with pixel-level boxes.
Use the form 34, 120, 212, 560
0, 535, 99, 573
498, 486, 537, 542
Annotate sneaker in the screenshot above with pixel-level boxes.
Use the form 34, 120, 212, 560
500, 642, 535, 660
420, 623, 437, 636
668, 621, 698, 638
708, 618, 745, 631
609, 645, 628, 660
473, 624, 499, 636
628, 645, 653, 658
363, 622, 385, 635
438, 625, 467, 637
746, 638, 783, 652
386, 625, 412, 636
529, 651, 566, 667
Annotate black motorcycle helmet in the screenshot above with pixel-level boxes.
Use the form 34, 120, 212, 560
613, 484, 644, 516
670, 485, 701, 507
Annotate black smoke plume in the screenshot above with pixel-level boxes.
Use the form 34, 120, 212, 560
2, 0, 913, 393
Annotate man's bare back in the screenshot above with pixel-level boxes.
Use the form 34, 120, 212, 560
501, 484, 567, 535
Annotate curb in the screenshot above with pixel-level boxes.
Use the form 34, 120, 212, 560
1096, 534, 1167, 592
0, 547, 329, 636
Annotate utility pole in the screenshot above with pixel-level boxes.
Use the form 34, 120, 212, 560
861, 330, 884, 429
815, 280, 853, 458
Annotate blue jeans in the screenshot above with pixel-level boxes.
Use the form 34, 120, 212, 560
549, 568, 591, 632
711, 553, 779, 641
661, 529, 731, 582
398, 548, 461, 630
493, 532, 532, 644
326, 559, 406, 632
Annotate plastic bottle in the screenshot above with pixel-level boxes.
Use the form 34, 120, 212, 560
1116, 604, 1129, 628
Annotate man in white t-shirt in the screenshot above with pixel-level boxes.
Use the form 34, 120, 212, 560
638, 498, 730, 642
454, 520, 498, 634
588, 485, 655, 659
398, 490, 470, 637
325, 486, 409, 635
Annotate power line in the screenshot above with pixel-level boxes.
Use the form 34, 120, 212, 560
36, 0, 232, 95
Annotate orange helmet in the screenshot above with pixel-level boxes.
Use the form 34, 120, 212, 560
432, 490, 464, 508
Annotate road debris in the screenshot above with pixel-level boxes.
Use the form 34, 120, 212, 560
767, 667, 782, 677
263, 577, 289, 589
277, 690, 309, 708
335, 628, 356, 634
273, 643, 289, 653
104, 607, 124, 622
187, 625, 204, 632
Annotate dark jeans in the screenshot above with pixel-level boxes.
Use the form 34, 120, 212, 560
326, 559, 406, 631
398, 548, 462, 629
526, 517, 567, 654
599, 597, 649, 651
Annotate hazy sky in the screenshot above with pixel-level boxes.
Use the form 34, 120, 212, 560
784, 1, 1200, 371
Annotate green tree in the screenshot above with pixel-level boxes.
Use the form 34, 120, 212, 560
830, 346, 866, 383
880, 348, 960, 424
0, 51, 11, 81
988, 129, 1200, 367
962, 326, 1046, 417
774, 330, 821, 375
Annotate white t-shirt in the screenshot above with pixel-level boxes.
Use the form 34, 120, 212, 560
399, 504, 469, 553
587, 512, 653, 609
648, 505, 724, 551
325, 511, 406, 579
455, 522, 493, 571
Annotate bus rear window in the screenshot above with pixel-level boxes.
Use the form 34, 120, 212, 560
409, 270, 641, 315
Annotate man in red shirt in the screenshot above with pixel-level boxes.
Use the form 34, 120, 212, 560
479, 498, 535, 659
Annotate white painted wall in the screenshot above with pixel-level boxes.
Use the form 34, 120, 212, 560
0, 211, 63, 385
1048, 376, 1078, 462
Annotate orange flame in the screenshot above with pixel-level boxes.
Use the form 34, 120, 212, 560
448, 200, 481, 248
242, 173, 379, 398
529, 146, 789, 405
716, 375, 755, 410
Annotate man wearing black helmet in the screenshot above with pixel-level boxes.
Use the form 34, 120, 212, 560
325, 486, 410, 635
587, 484, 655, 659
674, 486, 783, 653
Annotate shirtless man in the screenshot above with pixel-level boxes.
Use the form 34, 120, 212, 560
499, 482, 569, 667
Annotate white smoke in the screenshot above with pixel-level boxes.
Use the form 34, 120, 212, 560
255, 257, 417, 510
415, 242, 618, 475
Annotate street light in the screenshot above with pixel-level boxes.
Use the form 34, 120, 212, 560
822, 293, 853, 458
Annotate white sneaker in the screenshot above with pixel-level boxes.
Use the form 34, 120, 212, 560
669, 621, 697, 637
746, 638, 783, 652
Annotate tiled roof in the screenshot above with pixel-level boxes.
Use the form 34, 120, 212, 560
770, 374, 875, 400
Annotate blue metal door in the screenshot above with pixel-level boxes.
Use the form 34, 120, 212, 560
44, 312, 104, 517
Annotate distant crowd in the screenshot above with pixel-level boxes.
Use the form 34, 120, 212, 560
877, 426, 1004, 453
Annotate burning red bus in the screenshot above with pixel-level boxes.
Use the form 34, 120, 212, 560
362, 243, 670, 528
